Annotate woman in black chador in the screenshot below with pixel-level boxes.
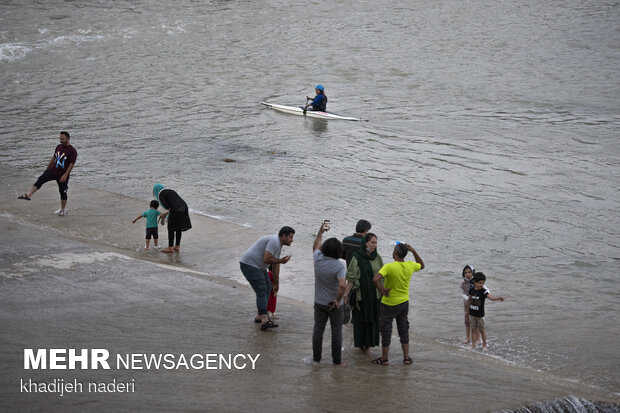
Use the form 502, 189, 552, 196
153, 183, 192, 253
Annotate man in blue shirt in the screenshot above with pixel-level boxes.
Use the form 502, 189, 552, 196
305, 84, 328, 112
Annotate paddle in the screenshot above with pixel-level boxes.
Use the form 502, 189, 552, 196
303, 96, 311, 115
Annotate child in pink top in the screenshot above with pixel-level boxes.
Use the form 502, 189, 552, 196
267, 265, 278, 318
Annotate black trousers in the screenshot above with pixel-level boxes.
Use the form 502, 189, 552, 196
312, 303, 344, 364
379, 301, 410, 347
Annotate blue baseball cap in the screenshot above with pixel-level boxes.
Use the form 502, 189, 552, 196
315, 84, 324, 91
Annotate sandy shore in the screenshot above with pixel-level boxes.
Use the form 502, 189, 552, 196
1, 173, 618, 412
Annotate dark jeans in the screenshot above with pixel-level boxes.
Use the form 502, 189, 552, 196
312, 303, 344, 365
380, 301, 410, 347
240, 262, 271, 315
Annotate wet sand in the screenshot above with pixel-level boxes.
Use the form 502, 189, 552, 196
1, 174, 618, 412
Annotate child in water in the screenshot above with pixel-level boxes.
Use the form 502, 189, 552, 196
132, 200, 161, 250
267, 265, 278, 318
468, 272, 505, 351
460, 265, 475, 344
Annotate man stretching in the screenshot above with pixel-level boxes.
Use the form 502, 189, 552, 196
372, 243, 425, 365
18, 131, 77, 216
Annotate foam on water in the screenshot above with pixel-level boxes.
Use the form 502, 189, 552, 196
496, 395, 620, 413
0, 43, 32, 62
46, 33, 106, 46
0, 33, 106, 63
5, 252, 130, 279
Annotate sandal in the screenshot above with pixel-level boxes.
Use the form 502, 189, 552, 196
404, 356, 413, 365
260, 320, 279, 331
18, 194, 31, 200
254, 318, 262, 323
372, 357, 389, 365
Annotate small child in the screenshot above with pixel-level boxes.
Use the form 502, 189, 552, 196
460, 265, 475, 344
132, 200, 161, 250
468, 272, 505, 351
267, 264, 278, 318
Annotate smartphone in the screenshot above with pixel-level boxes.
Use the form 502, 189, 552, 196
323, 219, 330, 231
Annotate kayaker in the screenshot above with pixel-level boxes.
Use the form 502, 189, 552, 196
306, 84, 328, 112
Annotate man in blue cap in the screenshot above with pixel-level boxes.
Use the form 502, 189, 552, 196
305, 84, 328, 112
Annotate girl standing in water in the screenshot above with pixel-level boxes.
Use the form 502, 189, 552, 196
460, 265, 475, 344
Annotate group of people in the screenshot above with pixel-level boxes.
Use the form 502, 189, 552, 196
240, 219, 507, 367
131, 185, 193, 253
20, 131, 504, 367
18, 83, 326, 250
18, 131, 192, 253
239, 219, 429, 367
460, 265, 505, 351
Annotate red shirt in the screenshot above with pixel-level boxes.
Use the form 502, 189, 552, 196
48, 144, 77, 178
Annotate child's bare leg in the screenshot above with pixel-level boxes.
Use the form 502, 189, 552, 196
463, 313, 471, 343
480, 328, 487, 351
471, 328, 479, 349
153, 237, 159, 247
464, 326, 471, 344
145, 239, 150, 250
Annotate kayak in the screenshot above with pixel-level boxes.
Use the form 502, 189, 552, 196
261, 102, 367, 121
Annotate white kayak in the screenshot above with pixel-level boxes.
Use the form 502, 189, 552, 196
261, 102, 367, 121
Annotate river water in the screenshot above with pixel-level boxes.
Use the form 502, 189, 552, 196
1, 0, 619, 407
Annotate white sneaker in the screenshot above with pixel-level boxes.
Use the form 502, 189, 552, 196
55, 209, 66, 216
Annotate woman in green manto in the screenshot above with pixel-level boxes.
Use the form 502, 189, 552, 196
343, 233, 384, 352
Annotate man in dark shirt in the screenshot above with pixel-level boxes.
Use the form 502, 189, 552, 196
18, 131, 77, 216
340, 219, 371, 325
341, 219, 372, 267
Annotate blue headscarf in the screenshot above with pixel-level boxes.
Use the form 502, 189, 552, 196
153, 183, 165, 204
